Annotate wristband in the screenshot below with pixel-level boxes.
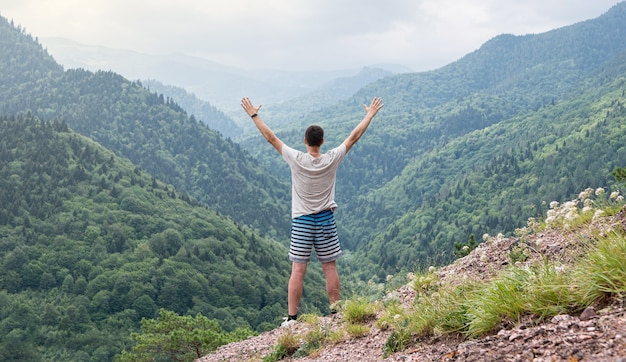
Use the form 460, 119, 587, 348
250, 113, 258, 118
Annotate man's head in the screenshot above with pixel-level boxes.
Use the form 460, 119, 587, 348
304, 125, 324, 147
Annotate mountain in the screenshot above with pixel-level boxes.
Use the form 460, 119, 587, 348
0, 114, 330, 360
341, 2, 626, 275
2, 4, 626, 356
252, 66, 396, 131
244, 2, 626, 279
3, 2, 626, 284
40, 36, 408, 121
143, 66, 396, 139
141, 79, 243, 138
0, 16, 292, 242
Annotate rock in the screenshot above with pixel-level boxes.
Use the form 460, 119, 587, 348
579, 307, 596, 321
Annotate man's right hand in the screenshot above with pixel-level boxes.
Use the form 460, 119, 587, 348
241, 97, 262, 117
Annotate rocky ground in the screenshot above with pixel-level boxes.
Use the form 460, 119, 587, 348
197, 207, 626, 362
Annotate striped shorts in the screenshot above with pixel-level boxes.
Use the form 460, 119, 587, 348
289, 210, 342, 263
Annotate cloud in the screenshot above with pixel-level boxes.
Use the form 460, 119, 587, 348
2, 0, 622, 71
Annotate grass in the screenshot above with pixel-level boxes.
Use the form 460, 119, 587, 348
379, 228, 626, 357
343, 297, 378, 324
574, 230, 626, 301
379, 189, 625, 355
262, 330, 299, 362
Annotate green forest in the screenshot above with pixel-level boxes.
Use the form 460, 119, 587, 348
1, 2, 626, 361
0, 115, 330, 360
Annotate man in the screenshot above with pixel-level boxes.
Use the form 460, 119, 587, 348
240, 96, 384, 325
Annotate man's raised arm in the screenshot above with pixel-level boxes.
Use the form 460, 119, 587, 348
241, 97, 284, 154
343, 97, 384, 153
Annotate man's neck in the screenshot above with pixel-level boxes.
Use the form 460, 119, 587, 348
306, 145, 322, 158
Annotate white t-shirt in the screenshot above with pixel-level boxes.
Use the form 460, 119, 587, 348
282, 143, 347, 218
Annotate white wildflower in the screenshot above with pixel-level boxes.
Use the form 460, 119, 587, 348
527, 217, 539, 230
406, 272, 415, 282
428, 266, 436, 273
515, 227, 531, 237
384, 291, 401, 302
618, 195, 624, 201
595, 187, 605, 196
462, 245, 469, 251
482, 233, 490, 242
549, 201, 559, 209
593, 210, 604, 221
582, 206, 593, 214
610, 191, 620, 199
386, 274, 393, 282
578, 189, 591, 200
583, 199, 593, 208
563, 200, 578, 210
565, 210, 578, 221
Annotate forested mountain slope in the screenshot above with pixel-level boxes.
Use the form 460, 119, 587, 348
0, 115, 328, 360
244, 2, 626, 279
350, 60, 626, 280
246, 66, 397, 131
141, 79, 243, 139
3, 1, 626, 303
338, 4, 626, 278
0, 16, 291, 241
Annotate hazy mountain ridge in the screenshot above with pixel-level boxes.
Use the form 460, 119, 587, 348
39, 36, 408, 122
141, 79, 243, 138
0, 16, 293, 242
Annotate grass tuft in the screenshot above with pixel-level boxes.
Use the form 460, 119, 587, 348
343, 298, 378, 324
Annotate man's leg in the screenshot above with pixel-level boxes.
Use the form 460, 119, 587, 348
288, 262, 307, 316
321, 260, 340, 305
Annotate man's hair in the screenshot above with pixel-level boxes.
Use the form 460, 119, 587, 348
305, 125, 324, 147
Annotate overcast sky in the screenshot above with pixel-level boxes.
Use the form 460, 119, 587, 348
2, 0, 623, 72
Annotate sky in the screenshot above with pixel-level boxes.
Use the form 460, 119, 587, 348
1, 0, 623, 72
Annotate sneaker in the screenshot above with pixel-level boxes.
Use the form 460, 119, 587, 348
280, 317, 297, 328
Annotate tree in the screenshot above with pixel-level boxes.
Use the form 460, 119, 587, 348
613, 166, 626, 187
115, 309, 253, 362
454, 234, 478, 259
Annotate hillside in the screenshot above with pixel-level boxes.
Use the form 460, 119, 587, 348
244, 66, 397, 132
0, 15, 292, 242
2, 3, 626, 360
243, 2, 626, 280
349, 57, 626, 280
0, 114, 331, 360
198, 194, 626, 361
39, 36, 395, 119
4, 3, 626, 285
141, 79, 243, 139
